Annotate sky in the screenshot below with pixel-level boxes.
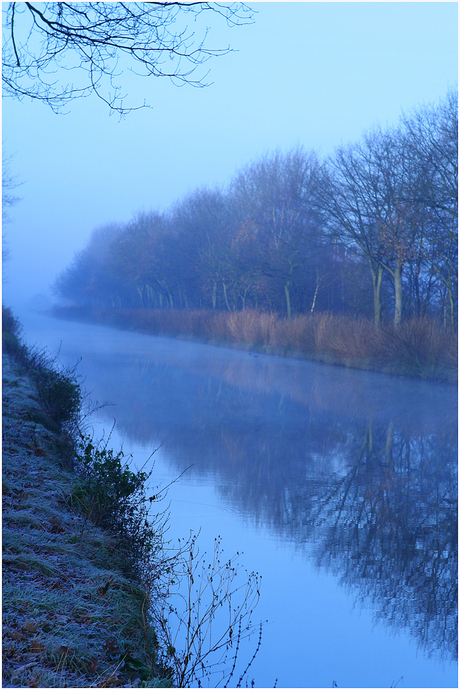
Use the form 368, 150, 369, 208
2, 1, 458, 311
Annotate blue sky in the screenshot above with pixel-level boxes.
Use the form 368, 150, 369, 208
2, 1, 458, 309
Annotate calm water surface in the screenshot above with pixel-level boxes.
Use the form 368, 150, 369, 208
17, 310, 458, 688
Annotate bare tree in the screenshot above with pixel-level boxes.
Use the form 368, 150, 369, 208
2, 2, 254, 114
229, 147, 323, 318
319, 125, 428, 327
318, 138, 388, 326
167, 186, 238, 311
402, 90, 458, 326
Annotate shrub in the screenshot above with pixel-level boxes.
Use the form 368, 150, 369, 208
2, 304, 25, 357
377, 318, 457, 374
72, 435, 163, 581
152, 534, 263, 688
34, 365, 82, 427
2, 304, 22, 337
3, 306, 82, 445
72, 436, 263, 686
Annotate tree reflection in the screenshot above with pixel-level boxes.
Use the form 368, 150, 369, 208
308, 421, 457, 661
82, 349, 457, 661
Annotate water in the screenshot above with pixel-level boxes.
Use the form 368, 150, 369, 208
15, 310, 458, 688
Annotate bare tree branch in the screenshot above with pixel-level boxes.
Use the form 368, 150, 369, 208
2, 2, 254, 114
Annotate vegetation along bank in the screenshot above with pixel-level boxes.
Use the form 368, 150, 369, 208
2, 306, 262, 688
52, 306, 457, 384
2, 306, 172, 687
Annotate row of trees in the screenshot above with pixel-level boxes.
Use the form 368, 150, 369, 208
54, 89, 457, 326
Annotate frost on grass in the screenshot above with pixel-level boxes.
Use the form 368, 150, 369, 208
3, 346, 264, 687
2, 354, 167, 687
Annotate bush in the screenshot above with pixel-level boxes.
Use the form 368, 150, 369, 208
72, 435, 164, 581
3, 305, 82, 441
2, 304, 24, 356
2, 304, 22, 338
152, 534, 263, 688
72, 436, 263, 687
377, 318, 457, 374
34, 365, 82, 426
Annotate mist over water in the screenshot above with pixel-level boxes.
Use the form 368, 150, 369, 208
17, 309, 458, 688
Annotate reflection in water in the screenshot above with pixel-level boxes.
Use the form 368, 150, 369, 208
79, 341, 457, 663
309, 421, 457, 661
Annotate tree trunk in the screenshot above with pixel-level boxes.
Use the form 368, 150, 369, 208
222, 282, 232, 312
212, 281, 217, 309
310, 269, 320, 313
394, 261, 403, 327
369, 261, 383, 327
240, 287, 248, 311
284, 281, 292, 319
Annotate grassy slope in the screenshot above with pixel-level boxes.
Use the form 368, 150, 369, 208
2, 353, 169, 688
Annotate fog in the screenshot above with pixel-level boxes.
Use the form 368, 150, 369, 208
2, 2, 457, 310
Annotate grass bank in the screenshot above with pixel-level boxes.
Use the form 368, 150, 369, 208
3, 306, 263, 688
2, 306, 171, 687
53, 306, 457, 383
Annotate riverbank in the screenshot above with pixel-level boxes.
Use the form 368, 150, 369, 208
2, 310, 170, 687
2, 307, 264, 687
52, 306, 458, 383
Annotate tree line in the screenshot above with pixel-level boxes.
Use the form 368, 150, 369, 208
54, 88, 457, 327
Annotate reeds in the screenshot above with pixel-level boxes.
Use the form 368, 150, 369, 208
53, 306, 457, 381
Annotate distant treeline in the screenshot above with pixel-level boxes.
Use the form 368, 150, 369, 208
54, 89, 457, 327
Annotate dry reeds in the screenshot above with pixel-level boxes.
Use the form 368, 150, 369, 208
53, 306, 457, 381
376, 318, 458, 373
